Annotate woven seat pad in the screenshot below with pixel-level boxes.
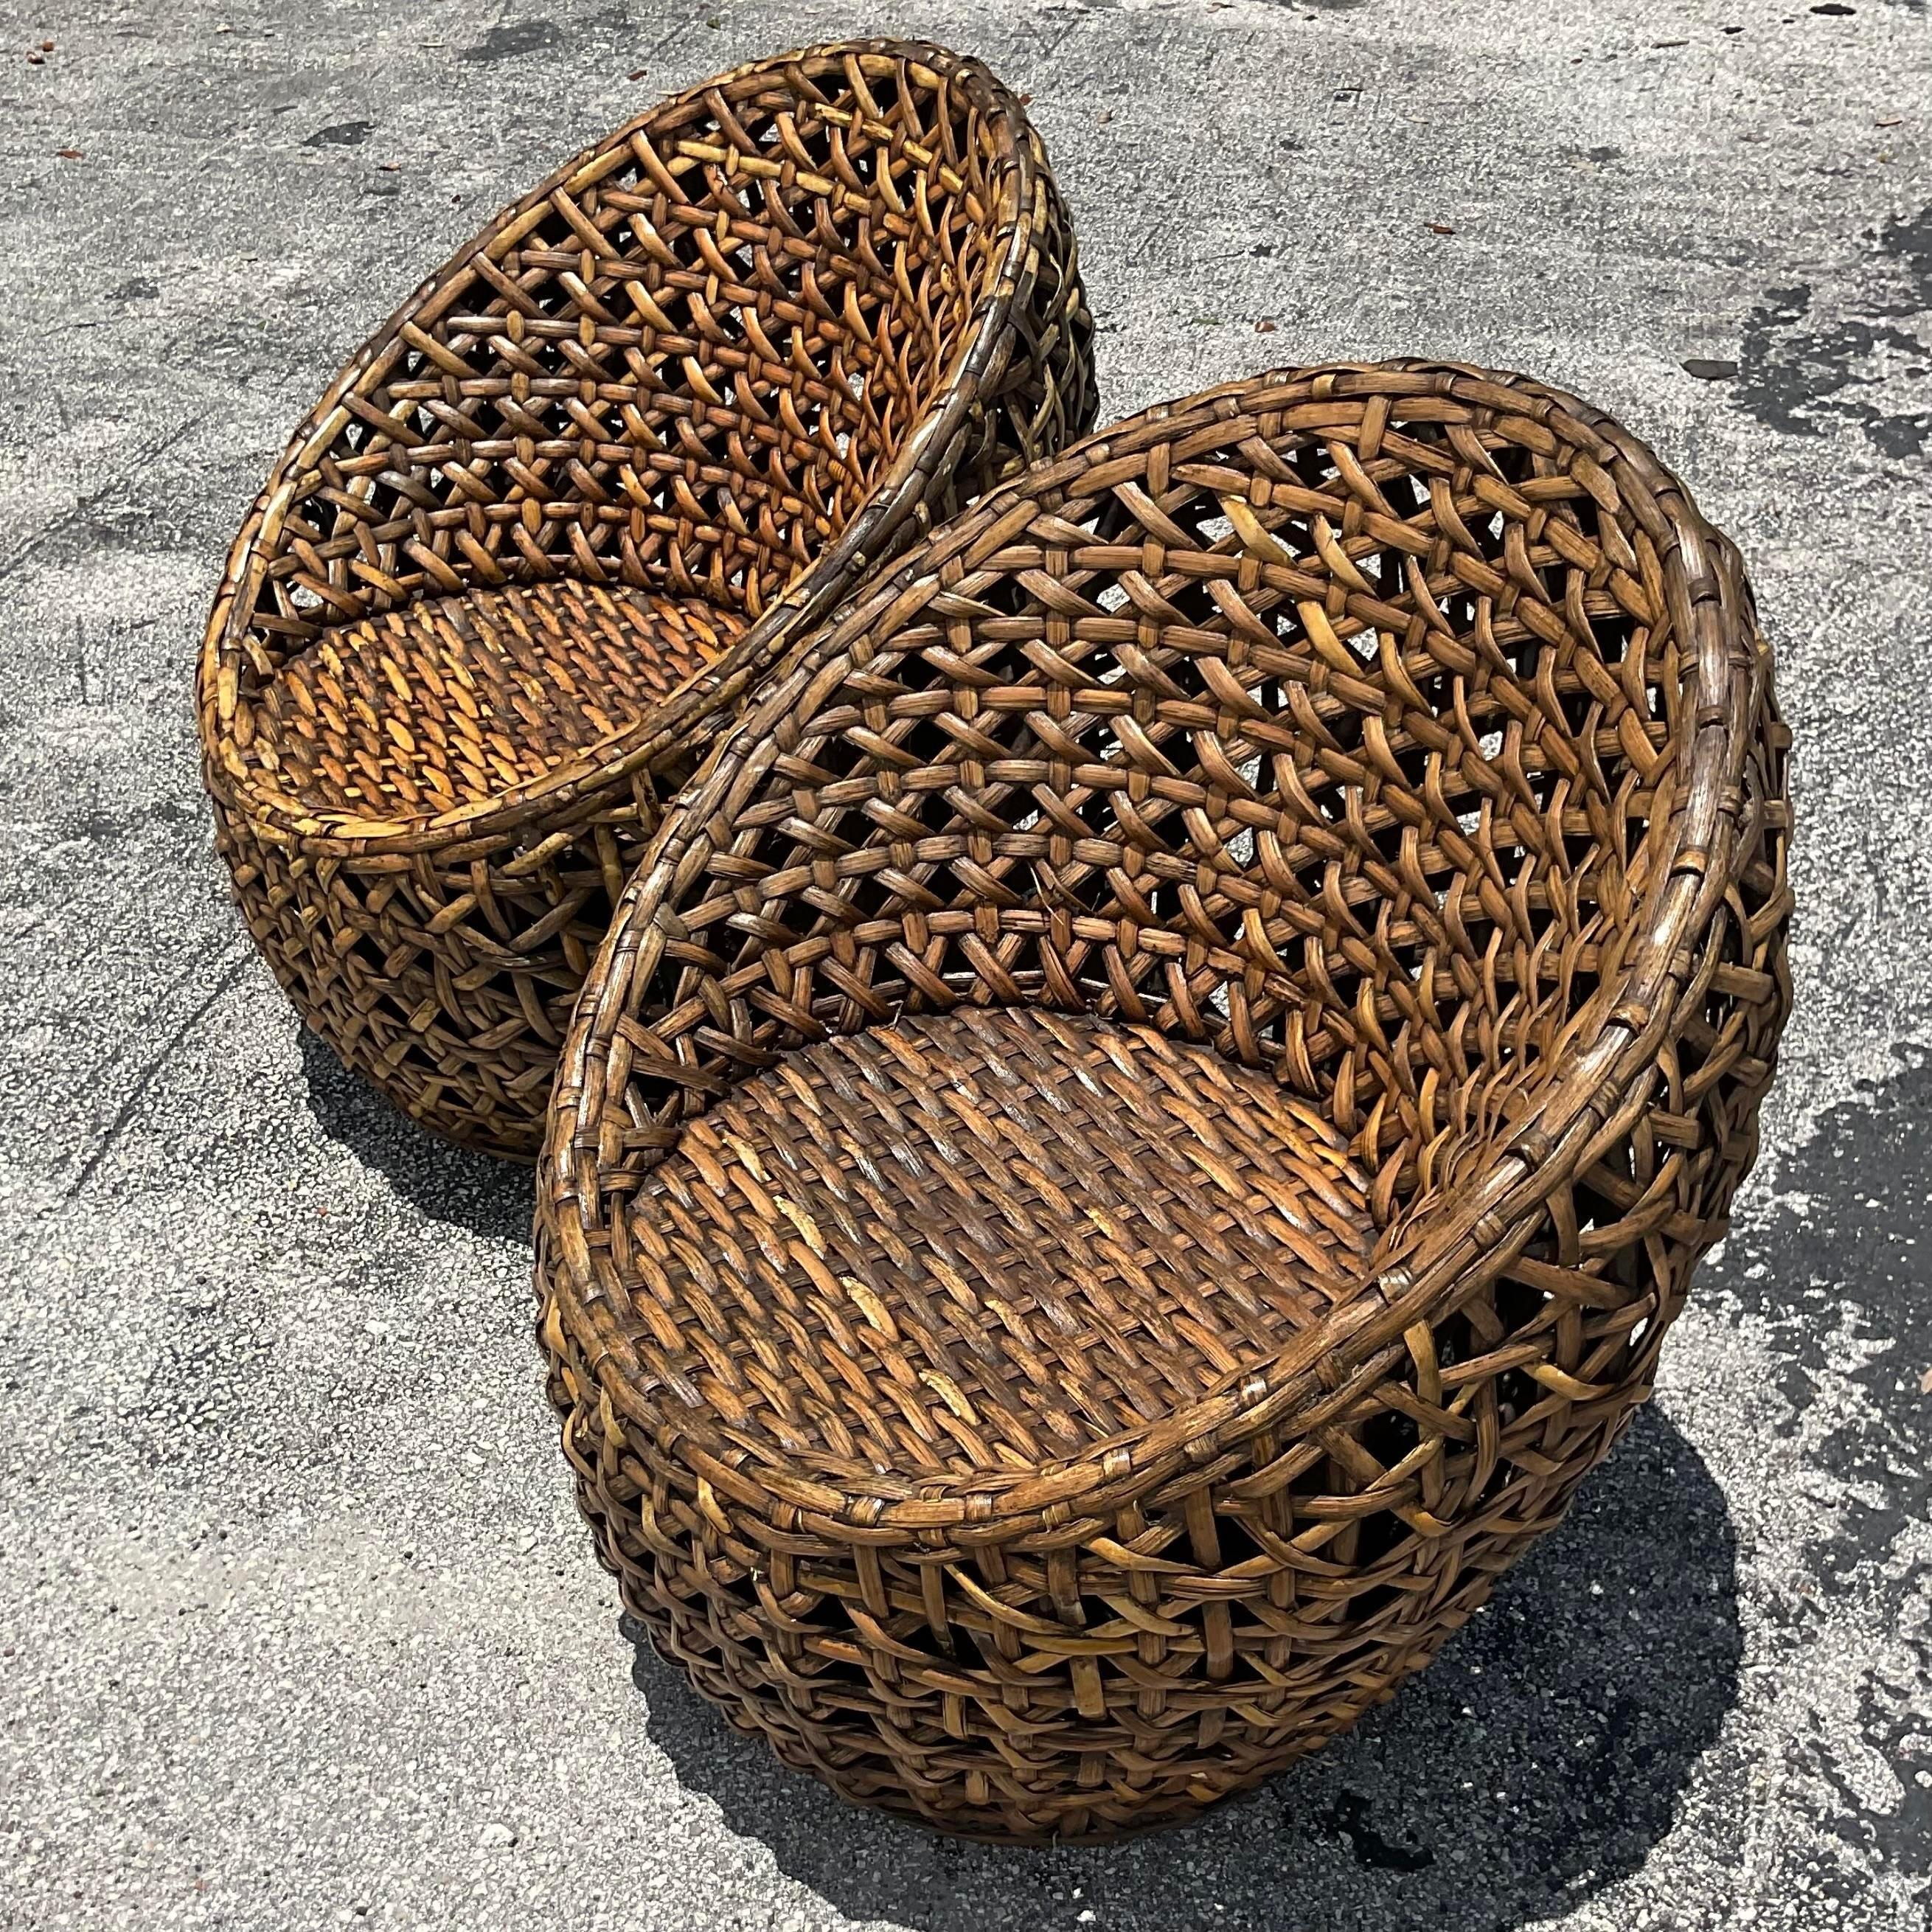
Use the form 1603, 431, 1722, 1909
243, 580, 744, 819
614, 1007, 1377, 1486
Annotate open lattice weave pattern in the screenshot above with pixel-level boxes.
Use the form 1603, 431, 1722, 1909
198, 40, 1096, 1157
536, 362, 1792, 1841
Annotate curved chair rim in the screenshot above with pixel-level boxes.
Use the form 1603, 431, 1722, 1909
539, 360, 1781, 1541
199, 38, 1058, 858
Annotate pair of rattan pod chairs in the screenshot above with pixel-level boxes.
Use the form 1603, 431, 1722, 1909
199, 41, 1792, 1844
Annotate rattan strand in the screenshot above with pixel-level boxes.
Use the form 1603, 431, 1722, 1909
536, 361, 1793, 1841
199, 40, 1096, 1156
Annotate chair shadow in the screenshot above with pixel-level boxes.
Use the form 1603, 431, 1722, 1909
299, 1029, 534, 1244
628, 1404, 1739, 1931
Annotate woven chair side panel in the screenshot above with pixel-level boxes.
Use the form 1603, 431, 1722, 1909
212, 782, 654, 1158
226, 49, 1032, 691
1378, 542, 1794, 1341
925, 124, 1098, 511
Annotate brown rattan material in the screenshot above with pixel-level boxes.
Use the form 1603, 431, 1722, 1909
621, 1008, 1377, 1466
198, 41, 1096, 1158
536, 361, 1793, 1841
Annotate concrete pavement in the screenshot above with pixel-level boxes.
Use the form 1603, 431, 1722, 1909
1, 0, 1928, 1925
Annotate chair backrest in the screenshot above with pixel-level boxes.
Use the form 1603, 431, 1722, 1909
550, 365, 1791, 1290
204, 42, 1094, 715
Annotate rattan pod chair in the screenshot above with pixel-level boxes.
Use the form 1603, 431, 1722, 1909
536, 361, 1792, 1842
198, 41, 1095, 1158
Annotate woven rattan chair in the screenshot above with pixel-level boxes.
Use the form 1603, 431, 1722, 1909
198, 41, 1094, 1158
536, 362, 1792, 1841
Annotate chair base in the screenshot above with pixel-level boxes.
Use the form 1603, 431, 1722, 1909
612, 1566, 1485, 1843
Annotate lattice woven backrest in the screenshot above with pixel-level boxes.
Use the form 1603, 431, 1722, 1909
223, 46, 1039, 695
570, 366, 1789, 1247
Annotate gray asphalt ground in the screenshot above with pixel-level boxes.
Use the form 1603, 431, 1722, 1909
1, 0, 1929, 1925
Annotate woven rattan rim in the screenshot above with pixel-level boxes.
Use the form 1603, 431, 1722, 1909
199, 40, 1062, 857
541, 359, 1783, 1541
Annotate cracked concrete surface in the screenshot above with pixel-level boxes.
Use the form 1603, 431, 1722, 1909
1, 0, 1929, 1925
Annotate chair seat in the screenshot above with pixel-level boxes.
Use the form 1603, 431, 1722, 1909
246, 580, 745, 819
619, 1007, 1377, 1487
